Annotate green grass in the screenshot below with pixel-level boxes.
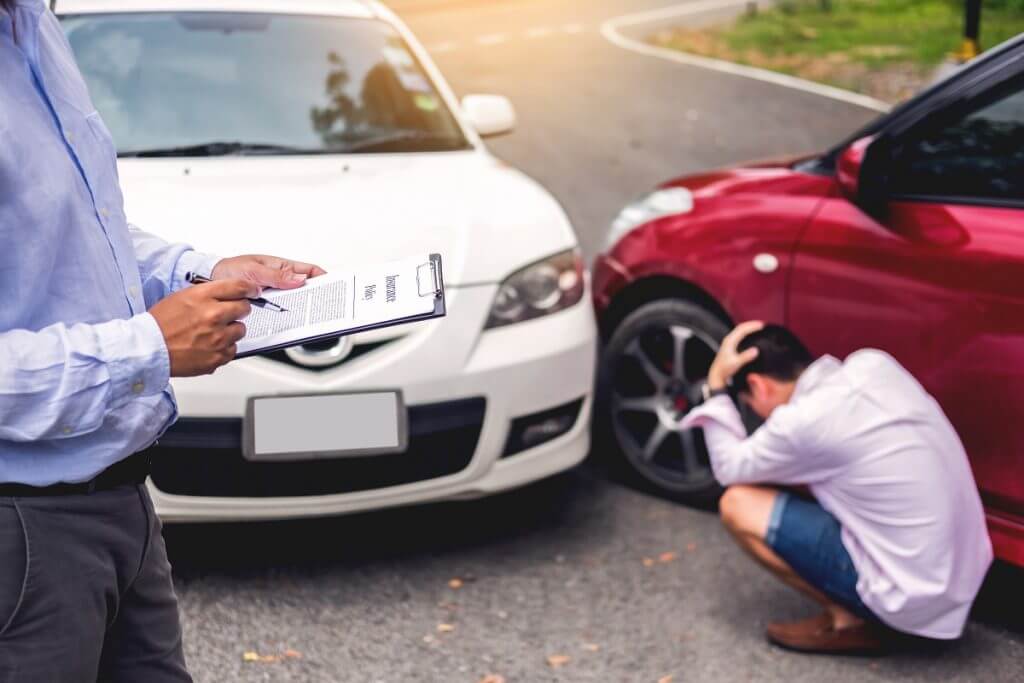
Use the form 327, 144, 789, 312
653, 0, 1024, 101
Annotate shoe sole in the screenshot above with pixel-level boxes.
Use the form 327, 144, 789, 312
765, 633, 890, 657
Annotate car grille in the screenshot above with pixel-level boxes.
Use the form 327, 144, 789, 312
261, 338, 396, 371
147, 398, 486, 498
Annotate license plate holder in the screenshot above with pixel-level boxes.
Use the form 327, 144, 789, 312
242, 390, 407, 462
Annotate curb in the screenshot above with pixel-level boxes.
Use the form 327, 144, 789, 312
601, 0, 892, 113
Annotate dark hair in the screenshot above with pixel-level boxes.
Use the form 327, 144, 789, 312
731, 324, 814, 394
0, 0, 13, 11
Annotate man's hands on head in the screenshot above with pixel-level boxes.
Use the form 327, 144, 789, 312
707, 321, 764, 391
152, 254, 326, 377
210, 254, 327, 291
150, 279, 256, 377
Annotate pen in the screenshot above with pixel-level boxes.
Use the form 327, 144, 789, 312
184, 272, 289, 312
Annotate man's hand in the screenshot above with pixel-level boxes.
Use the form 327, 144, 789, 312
707, 321, 764, 390
150, 279, 257, 377
210, 254, 327, 290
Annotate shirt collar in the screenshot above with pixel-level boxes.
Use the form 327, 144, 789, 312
792, 354, 842, 399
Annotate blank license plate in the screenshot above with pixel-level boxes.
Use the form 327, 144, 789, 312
243, 391, 407, 462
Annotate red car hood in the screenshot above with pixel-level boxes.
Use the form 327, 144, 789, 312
659, 153, 829, 199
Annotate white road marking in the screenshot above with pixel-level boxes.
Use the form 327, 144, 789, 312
429, 41, 459, 54
600, 0, 891, 112
429, 23, 590, 53
477, 33, 508, 46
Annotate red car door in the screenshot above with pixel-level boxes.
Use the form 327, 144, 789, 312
787, 76, 1024, 562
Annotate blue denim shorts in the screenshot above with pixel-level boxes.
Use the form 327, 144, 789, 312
766, 492, 874, 620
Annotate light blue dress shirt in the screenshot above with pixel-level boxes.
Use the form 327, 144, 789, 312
0, 0, 219, 485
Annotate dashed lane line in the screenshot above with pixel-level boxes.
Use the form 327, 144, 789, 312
476, 33, 508, 45
429, 40, 459, 53
600, 0, 890, 112
427, 22, 587, 53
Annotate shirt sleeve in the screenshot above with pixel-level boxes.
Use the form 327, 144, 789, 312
0, 314, 170, 442
678, 395, 819, 487
129, 225, 221, 307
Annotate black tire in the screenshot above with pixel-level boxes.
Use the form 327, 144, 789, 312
596, 298, 730, 508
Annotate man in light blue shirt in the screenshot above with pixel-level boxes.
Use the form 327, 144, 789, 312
0, 1, 324, 679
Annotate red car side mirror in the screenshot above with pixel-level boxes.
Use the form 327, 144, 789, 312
837, 135, 890, 221
836, 136, 874, 202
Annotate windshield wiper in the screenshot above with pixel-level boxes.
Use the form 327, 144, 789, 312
341, 130, 468, 154
119, 141, 320, 158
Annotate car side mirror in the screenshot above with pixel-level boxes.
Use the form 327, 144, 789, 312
837, 135, 889, 220
461, 94, 516, 138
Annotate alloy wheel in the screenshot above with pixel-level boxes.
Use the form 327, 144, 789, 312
608, 322, 720, 494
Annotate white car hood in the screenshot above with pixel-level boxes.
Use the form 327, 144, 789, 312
118, 151, 576, 286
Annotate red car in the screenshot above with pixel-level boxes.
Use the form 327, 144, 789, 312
593, 35, 1024, 567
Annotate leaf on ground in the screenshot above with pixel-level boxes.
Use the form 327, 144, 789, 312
449, 578, 464, 589
478, 675, 506, 683
242, 651, 282, 664
658, 551, 678, 563
582, 642, 601, 652
642, 557, 655, 568
546, 654, 571, 668
686, 542, 697, 552
658, 676, 674, 683
437, 623, 456, 633
423, 635, 436, 644
283, 649, 302, 659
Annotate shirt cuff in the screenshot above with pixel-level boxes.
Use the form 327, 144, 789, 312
105, 313, 171, 405
679, 395, 746, 437
170, 250, 222, 293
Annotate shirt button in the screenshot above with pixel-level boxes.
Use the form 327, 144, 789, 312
100, 208, 110, 218
132, 381, 145, 395
129, 285, 139, 297
65, 132, 74, 142
62, 426, 72, 435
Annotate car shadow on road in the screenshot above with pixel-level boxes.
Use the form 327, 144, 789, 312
163, 466, 610, 578
970, 560, 1024, 635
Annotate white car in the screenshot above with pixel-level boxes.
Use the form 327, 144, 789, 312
58, 0, 597, 521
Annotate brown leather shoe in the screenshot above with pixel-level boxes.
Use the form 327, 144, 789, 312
766, 612, 887, 655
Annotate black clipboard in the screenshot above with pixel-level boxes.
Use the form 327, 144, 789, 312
235, 253, 446, 359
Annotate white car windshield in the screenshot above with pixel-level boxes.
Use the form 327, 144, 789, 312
60, 12, 471, 157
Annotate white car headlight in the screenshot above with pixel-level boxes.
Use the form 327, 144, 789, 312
485, 250, 585, 330
606, 187, 694, 248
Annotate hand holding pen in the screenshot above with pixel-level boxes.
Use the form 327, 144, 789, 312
185, 272, 289, 312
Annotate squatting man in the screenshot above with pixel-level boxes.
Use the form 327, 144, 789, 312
682, 322, 992, 654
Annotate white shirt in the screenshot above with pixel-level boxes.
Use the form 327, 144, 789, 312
681, 350, 992, 639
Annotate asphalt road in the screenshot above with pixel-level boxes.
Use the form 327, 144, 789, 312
170, 1, 1024, 681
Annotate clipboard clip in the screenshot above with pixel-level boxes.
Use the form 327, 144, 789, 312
416, 258, 443, 298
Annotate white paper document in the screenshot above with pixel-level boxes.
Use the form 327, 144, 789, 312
236, 253, 445, 357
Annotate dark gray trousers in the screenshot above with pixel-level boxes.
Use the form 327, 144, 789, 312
0, 484, 191, 682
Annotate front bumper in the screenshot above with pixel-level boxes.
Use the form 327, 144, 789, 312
148, 283, 597, 522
